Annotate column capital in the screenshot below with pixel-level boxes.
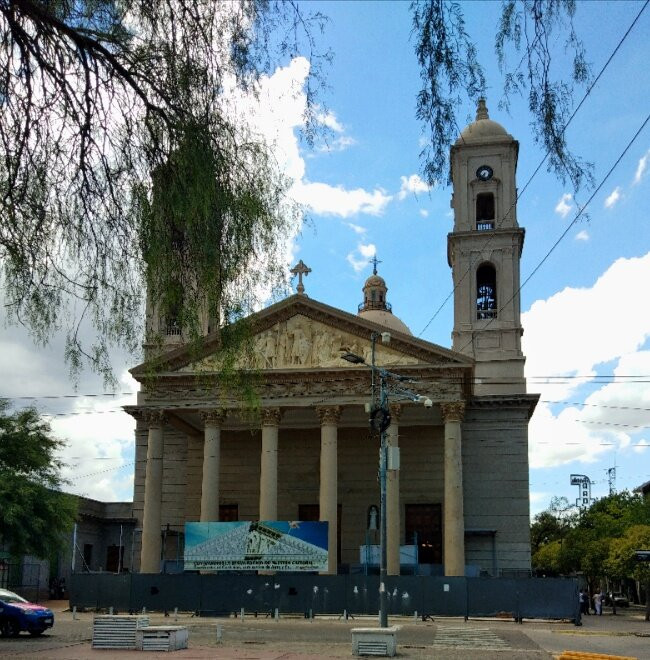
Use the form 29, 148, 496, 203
143, 409, 167, 427
261, 407, 282, 427
316, 405, 342, 425
123, 406, 145, 421
441, 401, 465, 423
201, 409, 228, 425
389, 403, 403, 420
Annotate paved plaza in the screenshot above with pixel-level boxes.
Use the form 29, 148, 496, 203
0, 601, 648, 659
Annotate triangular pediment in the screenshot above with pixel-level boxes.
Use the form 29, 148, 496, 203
181, 313, 426, 372
131, 294, 473, 378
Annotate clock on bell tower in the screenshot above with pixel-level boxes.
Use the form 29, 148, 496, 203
447, 99, 526, 395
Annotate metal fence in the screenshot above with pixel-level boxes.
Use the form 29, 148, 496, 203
69, 573, 580, 623
0, 562, 46, 602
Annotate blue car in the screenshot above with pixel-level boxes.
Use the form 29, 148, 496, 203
0, 588, 54, 637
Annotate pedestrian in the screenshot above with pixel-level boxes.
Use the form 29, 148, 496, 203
594, 589, 603, 615
579, 589, 590, 615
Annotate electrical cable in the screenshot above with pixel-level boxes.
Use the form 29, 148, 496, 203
418, 1, 649, 337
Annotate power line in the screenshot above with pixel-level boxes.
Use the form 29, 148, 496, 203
418, 2, 648, 337
455, 105, 650, 356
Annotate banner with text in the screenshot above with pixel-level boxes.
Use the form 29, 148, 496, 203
184, 521, 328, 572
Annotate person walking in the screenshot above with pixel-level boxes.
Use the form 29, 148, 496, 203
594, 589, 603, 615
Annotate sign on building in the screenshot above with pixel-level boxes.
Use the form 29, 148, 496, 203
184, 521, 328, 572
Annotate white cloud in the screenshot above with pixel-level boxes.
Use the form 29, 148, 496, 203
604, 186, 621, 208
317, 109, 344, 133
575, 230, 589, 241
419, 209, 429, 218
313, 109, 356, 152
294, 181, 392, 217
554, 193, 573, 218
347, 223, 367, 235
398, 174, 430, 200
51, 373, 137, 501
634, 150, 649, 185
347, 243, 376, 272
316, 135, 357, 153
523, 253, 650, 468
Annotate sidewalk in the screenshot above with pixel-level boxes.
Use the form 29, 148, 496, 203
0, 601, 648, 659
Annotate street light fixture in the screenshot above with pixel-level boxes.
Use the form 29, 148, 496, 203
341, 331, 431, 628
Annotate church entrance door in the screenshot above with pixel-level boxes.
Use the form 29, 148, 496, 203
405, 503, 442, 565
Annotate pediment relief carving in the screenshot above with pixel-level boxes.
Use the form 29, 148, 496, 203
180, 314, 423, 372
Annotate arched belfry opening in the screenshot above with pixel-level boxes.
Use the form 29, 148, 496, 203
476, 263, 497, 319
476, 192, 495, 229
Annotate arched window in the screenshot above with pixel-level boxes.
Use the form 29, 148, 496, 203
476, 193, 495, 229
476, 264, 497, 319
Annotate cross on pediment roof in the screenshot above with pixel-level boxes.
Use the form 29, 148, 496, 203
290, 260, 312, 295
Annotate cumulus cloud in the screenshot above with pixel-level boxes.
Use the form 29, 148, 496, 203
51, 371, 137, 501
634, 150, 649, 185
347, 243, 376, 272
316, 109, 344, 133
554, 193, 573, 218
523, 253, 650, 468
575, 230, 589, 241
347, 223, 367, 235
604, 186, 622, 208
398, 174, 430, 200
294, 181, 392, 217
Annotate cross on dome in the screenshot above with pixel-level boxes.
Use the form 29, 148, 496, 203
370, 255, 382, 275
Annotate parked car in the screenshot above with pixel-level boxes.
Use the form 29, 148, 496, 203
605, 592, 630, 607
0, 588, 54, 637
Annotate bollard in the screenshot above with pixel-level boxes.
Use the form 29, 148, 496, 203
274, 607, 279, 621
72, 606, 77, 620
174, 607, 178, 622
142, 607, 146, 615
414, 610, 418, 623
240, 607, 245, 621
343, 609, 348, 621
309, 608, 313, 622
216, 624, 223, 643
109, 606, 113, 615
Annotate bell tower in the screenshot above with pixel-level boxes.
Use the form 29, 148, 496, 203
447, 99, 526, 394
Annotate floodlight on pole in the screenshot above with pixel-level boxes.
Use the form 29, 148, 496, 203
340, 330, 431, 630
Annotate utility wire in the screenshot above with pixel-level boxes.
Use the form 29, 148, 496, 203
418, 1, 649, 337
455, 106, 650, 356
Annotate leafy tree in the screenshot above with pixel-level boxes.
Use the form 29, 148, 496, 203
412, 0, 593, 190
0, 1, 603, 381
532, 492, 650, 612
605, 525, 650, 621
0, 400, 77, 558
0, 0, 327, 382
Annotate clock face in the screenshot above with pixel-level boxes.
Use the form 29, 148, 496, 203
476, 165, 493, 181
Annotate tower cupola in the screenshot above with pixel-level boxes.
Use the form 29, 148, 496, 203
357, 257, 411, 335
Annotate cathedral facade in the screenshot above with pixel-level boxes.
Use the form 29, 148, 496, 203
126, 101, 539, 577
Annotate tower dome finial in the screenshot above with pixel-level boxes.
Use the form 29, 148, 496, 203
476, 97, 489, 121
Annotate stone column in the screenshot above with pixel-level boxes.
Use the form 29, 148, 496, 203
316, 406, 341, 575
259, 408, 281, 521
140, 410, 166, 573
387, 404, 402, 576
441, 401, 466, 577
200, 409, 227, 523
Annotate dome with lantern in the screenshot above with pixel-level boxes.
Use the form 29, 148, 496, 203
357, 260, 412, 335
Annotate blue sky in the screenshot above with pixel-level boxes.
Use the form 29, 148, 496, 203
1, 1, 648, 517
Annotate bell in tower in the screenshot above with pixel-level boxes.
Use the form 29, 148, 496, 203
447, 99, 526, 395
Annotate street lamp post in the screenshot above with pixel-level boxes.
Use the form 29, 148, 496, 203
341, 332, 431, 629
